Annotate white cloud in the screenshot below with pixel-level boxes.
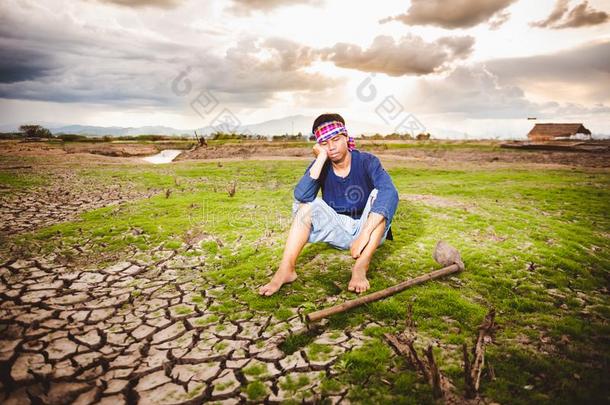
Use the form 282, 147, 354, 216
531, 0, 609, 29
380, 0, 517, 29
317, 34, 475, 76
93, 0, 185, 8
226, 0, 323, 16
0, 0, 608, 138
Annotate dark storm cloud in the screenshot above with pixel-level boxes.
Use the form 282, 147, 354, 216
409, 65, 541, 118
0, 4, 191, 105
0, 3, 341, 107
0, 45, 58, 83
380, 0, 517, 29
531, 0, 608, 29
485, 40, 610, 103
409, 40, 610, 118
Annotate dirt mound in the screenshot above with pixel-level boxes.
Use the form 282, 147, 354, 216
176, 145, 310, 160
64, 143, 158, 157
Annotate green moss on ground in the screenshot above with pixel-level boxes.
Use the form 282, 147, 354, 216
3, 156, 609, 404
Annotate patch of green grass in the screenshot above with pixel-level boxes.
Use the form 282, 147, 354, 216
194, 315, 218, 326
338, 340, 392, 384
274, 307, 294, 321
243, 363, 267, 377
213, 379, 235, 391
307, 343, 333, 361
189, 294, 204, 304
164, 240, 182, 250
245, 380, 268, 401
333, 339, 436, 404
360, 140, 503, 152
174, 305, 193, 315
279, 374, 312, 391
186, 383, 204, 399
484, 346, 608, 404
0, 170, 48, 190
5, 156, 609, 403
319, 377, 344, 396
279, 329, 320, 355
213, 341, 227, 351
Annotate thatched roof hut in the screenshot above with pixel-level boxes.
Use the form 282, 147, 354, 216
527, 123, 592, 141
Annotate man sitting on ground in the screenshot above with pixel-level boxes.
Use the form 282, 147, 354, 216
259, 113, 399, 296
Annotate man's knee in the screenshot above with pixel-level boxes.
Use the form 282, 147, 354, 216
293, 197, 323, 212
292, 199, 319, 226
293, 198, 330, 230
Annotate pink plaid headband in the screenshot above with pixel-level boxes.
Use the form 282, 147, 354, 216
313, 121, 356, 151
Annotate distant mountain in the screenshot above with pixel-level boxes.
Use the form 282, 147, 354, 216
43, 115, 392, 138
195, 114, 395, 137
50, 125, 191, 136
4, 116, 606, 139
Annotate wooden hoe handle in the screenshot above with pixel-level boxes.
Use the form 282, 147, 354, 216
306, 264, 462, 323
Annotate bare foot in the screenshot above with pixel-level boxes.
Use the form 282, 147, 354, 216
348, 263, 370, 293
258, 266, 297, 296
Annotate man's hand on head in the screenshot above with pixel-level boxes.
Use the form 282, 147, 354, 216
313, 143, 328, 161
308, 143, 328, 180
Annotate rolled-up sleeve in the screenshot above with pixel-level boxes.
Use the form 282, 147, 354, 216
365, 155, 399, 223
294, 160, 321, 202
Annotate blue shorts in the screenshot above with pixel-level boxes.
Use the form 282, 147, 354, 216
291, 188, 391, 250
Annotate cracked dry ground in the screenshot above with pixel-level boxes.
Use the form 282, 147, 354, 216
0, 243, 374, 404
0, 169, 157, 236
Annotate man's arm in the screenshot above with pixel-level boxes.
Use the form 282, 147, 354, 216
293, 145, 328, 202
359, 212, 385, 236
365, 154, 399, 224
350, 155, 398, 258
307, 146, 327, 180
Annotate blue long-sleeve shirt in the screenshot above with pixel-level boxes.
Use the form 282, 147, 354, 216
293, 150, 398, 240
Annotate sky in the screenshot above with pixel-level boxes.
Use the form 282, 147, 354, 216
0, 0, 609, 138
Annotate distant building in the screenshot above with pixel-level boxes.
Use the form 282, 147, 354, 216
527, 123, 592, 142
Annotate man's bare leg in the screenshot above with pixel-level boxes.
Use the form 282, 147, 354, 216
348, 219, 386, 293
258, 203, 312, 296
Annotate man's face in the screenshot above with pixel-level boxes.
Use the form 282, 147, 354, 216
319, 134, 348, 161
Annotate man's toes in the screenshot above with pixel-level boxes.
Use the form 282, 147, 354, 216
259, 283, 275, 296
354, 281, 369, 293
